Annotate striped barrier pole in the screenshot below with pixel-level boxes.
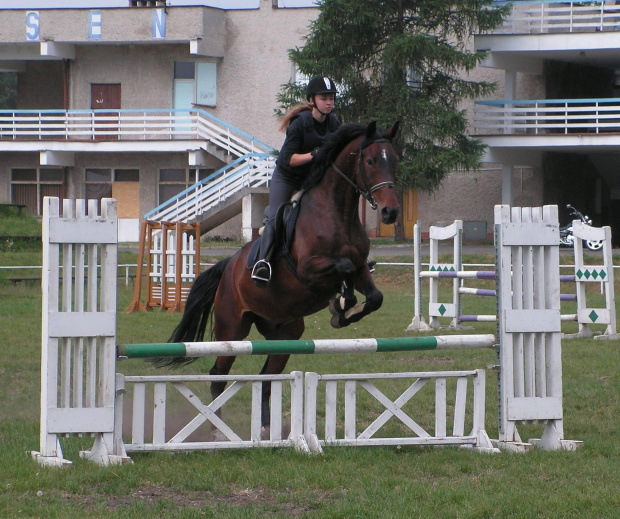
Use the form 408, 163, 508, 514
459, 315, 498, 323
420, 270, 496, 279
459, 287, 576, 302
117, 335, 497, 359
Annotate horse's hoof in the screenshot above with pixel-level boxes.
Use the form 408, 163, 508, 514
329, 298, 342, 316
330, 313, 344, 329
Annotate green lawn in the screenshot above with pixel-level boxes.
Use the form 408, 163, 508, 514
1, 249, 619, 518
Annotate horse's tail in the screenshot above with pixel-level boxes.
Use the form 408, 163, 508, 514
151, 257, 231, 368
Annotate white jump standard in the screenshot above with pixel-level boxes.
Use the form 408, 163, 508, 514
409, 215, 617, 339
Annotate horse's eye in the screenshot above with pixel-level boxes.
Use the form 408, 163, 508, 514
366, 159, 373, 165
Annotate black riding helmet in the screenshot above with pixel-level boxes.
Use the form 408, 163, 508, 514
306, 76, 338, 100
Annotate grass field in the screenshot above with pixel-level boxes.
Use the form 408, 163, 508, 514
1, 242, 620, 518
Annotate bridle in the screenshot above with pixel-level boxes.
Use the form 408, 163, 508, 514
330, 138, 395, 210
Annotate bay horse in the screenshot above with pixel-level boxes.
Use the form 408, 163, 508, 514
158, 121, 400, 432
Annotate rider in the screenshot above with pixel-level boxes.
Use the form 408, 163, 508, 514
251, 76, 340, 287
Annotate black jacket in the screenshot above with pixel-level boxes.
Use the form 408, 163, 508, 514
276, 110, 340, 179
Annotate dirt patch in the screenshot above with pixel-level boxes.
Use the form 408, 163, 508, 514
63, 484, 335, 514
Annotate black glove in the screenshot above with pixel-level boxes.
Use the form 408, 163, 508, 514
310, 148, 320, 161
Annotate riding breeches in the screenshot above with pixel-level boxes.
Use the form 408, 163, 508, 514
257, 168, 302, 261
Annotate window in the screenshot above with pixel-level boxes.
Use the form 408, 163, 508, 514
273, 0, 319, 7
173, 61, 217, 108
84, 168, 140, 217
158, 168, 215, 205
406, 66, 423, 93
174, 62, 195, 80
85, 168, 113, 202
115, 169, 140, 182
11, 168, 64, 215
291, 64, 309, 88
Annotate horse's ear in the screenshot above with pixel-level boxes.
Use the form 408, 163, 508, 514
365, 121, 377, 140
386, 121, 400, 141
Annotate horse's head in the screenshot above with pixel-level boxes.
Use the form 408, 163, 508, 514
357, 121, 400, 224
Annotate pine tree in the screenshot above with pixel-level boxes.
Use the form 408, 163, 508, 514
277, 0, 508, 238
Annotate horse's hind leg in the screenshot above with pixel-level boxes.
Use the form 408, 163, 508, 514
206, 356, 237, 441
259, 354, 291, 434
209, 355, 236, 401
255, 317, 304, 438
208, 298, 253, 440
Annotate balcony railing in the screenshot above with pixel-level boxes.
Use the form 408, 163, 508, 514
474, 98, 620, 134
494, 1, 620, 34
0, 108, 272, 156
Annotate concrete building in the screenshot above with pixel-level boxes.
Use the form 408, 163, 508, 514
0, 1, 617, 242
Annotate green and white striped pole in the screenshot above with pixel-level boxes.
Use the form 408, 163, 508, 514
117, 335, 496, 359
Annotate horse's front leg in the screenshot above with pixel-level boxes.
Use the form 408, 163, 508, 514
328, 258, 358, 316
330, 264, 383, 329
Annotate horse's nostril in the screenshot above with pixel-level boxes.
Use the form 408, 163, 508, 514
381, 207, 399, 224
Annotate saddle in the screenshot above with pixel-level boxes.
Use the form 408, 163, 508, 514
246, 191, 304, 272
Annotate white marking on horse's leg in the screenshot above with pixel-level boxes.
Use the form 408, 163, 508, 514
344, 302, 366, 320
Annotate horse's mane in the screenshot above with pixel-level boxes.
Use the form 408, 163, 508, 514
301, 123, 366, 191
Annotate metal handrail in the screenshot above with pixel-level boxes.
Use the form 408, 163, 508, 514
145, 153, 276, 222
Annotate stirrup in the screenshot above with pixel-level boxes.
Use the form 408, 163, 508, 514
251, 259, 272, 286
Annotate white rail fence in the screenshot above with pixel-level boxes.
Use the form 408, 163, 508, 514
116, 372, 307, 453
303, 370, 492, 452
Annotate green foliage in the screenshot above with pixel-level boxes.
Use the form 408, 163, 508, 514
0, 209, 42, 252
277, 0, 510, 192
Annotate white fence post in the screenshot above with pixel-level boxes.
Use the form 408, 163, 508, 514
494, 205, 581, 452
33, 196, 128, 466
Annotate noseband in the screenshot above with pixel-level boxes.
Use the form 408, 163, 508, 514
331, 138, 395, 210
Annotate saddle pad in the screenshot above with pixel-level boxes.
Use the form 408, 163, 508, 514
246, 195, 303, 269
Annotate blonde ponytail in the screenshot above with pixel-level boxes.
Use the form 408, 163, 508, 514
279, 104, 313, 132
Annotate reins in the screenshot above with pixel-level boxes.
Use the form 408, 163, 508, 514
330, 137, 395, 210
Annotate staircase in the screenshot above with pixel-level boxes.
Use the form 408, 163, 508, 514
145, 152, 275, 229
145, 110, 275, 228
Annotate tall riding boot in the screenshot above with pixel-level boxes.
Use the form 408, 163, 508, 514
251, 223, 275, 287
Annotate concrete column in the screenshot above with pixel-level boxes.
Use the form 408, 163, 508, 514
242, 192, 268, 242
504, 70, 517, 135
502, 164, 514, 206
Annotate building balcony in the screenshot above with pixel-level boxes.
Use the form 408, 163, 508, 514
476, 1, 620, 74
0, 108, 273, 164
495, 0, 620, 35
475, 97, 620, 136
473, 97, 620, 167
